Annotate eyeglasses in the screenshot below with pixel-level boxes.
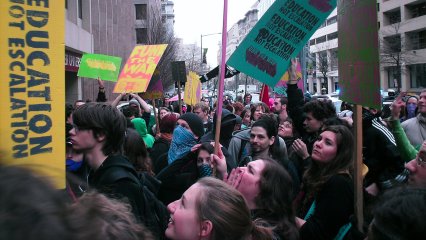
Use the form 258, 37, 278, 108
72, 124, 90, 133
417, 156, 426, 167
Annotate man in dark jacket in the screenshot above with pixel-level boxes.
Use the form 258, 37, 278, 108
70, 103, 165, 236
362, 107, 405, 193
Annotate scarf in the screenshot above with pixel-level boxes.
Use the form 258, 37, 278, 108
168, 126, 197, 164
160, 133, 173, 142
406, 103, 417, 119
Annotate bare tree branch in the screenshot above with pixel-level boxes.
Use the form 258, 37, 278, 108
147, 5, 178, 89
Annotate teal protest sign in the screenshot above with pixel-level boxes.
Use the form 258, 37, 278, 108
78, 53, 122, 82
227, 0, 336, 87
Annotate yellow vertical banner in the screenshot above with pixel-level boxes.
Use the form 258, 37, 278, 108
184, 71, 201, 106
0, 1, 65, 188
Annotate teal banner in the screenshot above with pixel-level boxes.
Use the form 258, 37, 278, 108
78, 53, 122, 82
227, 0, 336, 87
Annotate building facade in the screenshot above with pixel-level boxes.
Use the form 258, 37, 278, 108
217, 3, 259, 90
378, 0, 426, 92
161, 0, 175, 34
66, 0, 136, 103
307, 8, 338, 95
66, 0, 167, 103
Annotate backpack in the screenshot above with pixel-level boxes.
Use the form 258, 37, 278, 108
102, 168, 168, 240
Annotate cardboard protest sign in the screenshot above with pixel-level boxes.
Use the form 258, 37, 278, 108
78, 53, 122, 82
274, 58, 304, 96
113, 44, 168, 93
0, 1, 65, 188
227, 0, 336, 87
338, 0, 381, 109
141, 80, 164, 99
184, 71, 201, 106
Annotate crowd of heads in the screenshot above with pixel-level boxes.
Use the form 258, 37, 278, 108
8, 80, 426, 240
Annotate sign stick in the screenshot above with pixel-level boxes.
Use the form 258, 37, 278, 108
214, 0, 228, 155
177, 78, 183, 115
353, 104, 364, 231
152, 98, 160, 136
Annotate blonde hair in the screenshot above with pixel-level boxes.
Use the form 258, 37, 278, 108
195, 177, 273, 240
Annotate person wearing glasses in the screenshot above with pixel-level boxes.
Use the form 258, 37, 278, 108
386, 95, 426, 189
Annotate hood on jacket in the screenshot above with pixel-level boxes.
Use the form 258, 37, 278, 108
132, 118, 148, 137
231, 128, 251, 141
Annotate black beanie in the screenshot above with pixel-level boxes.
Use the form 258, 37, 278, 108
179, 113, 205, 138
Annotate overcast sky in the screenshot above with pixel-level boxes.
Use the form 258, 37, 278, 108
173, 0, 257, 66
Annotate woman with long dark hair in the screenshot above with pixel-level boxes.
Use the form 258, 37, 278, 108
295, 125, 354, 240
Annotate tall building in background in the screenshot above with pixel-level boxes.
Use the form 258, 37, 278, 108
308, 8, 338, 94
378, 0, 426, 92
66, 0, 136, 103
218, 2, 259, 90
257, 0, 276, 18
161, 0, 175, 34
134, 0, 162, 44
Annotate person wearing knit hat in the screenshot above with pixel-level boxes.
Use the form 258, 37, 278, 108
150, 113, 179, 173
167, 113, 204, 165
177, 113, 205, 139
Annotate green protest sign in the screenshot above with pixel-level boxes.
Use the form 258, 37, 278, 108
227, 0, 336, 87
78, 53, 122, 82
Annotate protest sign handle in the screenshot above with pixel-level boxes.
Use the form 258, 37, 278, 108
214, 0, 228, 155
353, 104, 364, 232
152, 98, 160, 135
177, 78, 183, 115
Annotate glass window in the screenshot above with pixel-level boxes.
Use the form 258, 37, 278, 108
316, 35, 326, 44
327, 32, 338, 41
326, 16, 337, 25
384, 9, 400, 25
135, 4, 147, 20
136, 28, 148, 44
407, 2, 426, 18
309, 39, 316, 45
408, 30, 426, 50
78, 0, 83, 19
330, 50, 338, 71
387, 66, 400, 88
384, 35, 401, 52
410, 64, 426, 88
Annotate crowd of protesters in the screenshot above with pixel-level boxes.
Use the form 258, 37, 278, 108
2, 59, 426, 240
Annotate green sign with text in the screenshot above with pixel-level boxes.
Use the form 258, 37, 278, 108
78, 53, 122, 82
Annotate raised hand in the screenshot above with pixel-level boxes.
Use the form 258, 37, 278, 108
292, 138, 309, 159
225, 168, 244, 189
391, 93, 406, 120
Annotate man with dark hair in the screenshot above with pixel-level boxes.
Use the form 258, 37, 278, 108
243, 93, 252, 106
287, 59, 336, 169
69, 103, 144, 223
273, 97, 288, 114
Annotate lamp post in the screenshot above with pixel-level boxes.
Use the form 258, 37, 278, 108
200, 32, 221, 72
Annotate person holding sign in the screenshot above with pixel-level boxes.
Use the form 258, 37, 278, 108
112, 92, 152, 130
